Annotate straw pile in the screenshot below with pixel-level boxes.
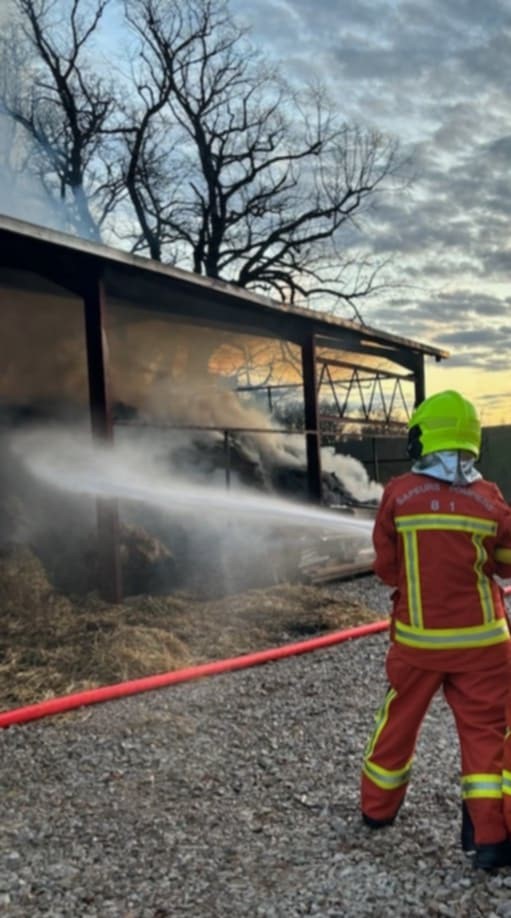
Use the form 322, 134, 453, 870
0, 544, 380, 710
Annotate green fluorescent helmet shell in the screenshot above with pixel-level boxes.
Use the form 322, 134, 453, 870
408, 390, 482, 458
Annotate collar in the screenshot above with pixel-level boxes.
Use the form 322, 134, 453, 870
411, 450, 482, 485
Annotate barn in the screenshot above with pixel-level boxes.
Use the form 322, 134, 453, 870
0, 214, 448, 602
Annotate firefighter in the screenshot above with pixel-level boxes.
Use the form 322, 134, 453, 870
361, 389, 511, 870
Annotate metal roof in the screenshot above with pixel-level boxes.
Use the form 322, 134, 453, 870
0, 214, 448, 373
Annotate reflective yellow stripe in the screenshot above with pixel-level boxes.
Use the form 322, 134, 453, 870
364, 688, 397, 760
362, 757, 413, 791
396, 514, 497, 535
395, 513, 498, 633
394, 617, 509, 650
462, 773, 502, 800
363, 688, 413, 791
502, 770, 511, 796
472, 533, 494, 624
403, 529, 422, 628
496, 547, 511, 564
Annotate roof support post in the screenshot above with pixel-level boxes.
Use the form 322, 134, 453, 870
413, 353, 426, 407
301, 333, 322, 503
83, 266, 122, 603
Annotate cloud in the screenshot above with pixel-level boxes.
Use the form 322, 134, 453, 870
3, 0, 510, 420
438, 326, 511, 347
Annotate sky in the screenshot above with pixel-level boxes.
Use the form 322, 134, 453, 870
1, 0, 510, 425
229, 0, 511, 425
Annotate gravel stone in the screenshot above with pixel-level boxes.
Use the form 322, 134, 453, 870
1, 576, 511, 916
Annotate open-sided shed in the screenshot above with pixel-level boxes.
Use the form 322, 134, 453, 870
0, 215, 448, 600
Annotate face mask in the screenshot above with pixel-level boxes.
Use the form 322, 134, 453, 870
411, 450, 481, 485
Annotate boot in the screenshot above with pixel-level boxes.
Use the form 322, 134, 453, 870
473, 839, 511, 871
362, 812, 395, 830
461, 802, 475, 855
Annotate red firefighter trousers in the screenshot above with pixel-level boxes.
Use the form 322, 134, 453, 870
361, 646, 510, 845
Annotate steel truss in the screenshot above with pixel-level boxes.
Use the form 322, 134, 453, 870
316, 357, 413, 429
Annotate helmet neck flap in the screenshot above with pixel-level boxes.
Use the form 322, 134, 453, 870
411, 450, 481, 485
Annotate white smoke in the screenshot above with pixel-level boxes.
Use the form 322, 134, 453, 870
135, 379, 383, 503
321, 450, 383, 502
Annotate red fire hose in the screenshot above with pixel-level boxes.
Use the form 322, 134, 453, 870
2, 584, 510, 730
0, 619, 389, 729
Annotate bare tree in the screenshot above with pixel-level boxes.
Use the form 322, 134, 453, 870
0, 0, 122, 239
122, 0, 404, 319
0, 0, 405, 321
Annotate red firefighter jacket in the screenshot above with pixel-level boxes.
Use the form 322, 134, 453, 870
373, 471, 511, 671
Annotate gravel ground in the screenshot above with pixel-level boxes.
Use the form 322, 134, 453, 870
2, 577, 511, 917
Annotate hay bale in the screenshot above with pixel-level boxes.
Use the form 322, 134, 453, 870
0, 544, 53, 609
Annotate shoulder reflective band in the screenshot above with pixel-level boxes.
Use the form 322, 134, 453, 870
461, 773, 502, 800
395, 514, 497, 536
394, 617, 510, 650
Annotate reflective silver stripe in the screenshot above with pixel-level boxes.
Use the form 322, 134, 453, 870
394, 617, 509, 650
462, 773, 502, 799
363, 758, 412, 790
502, 770, 511, 796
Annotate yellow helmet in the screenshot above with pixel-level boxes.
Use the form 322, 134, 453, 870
407, 390, 481, 459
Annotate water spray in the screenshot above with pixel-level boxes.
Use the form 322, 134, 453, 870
13, 429, 375, 538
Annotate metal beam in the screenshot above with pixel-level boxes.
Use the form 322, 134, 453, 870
301, 333, 322, 503
316, 354, 414, 382
412, 353, 426, 407
83, 270, 122, 603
